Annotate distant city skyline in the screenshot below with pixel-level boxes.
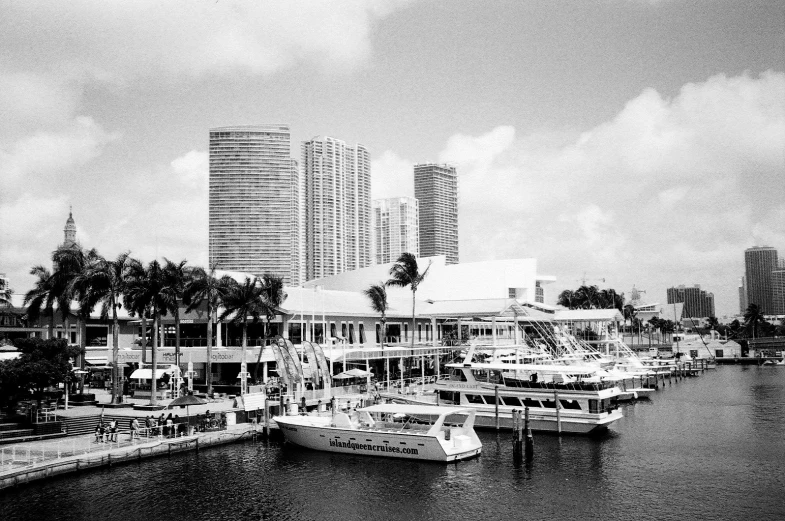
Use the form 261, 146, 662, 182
666, 284, 715, 319
1, 2, 783, 317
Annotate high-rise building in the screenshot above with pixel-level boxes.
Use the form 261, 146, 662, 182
302, 136, 371, 280
744, 246, 778, 314
667, 284, 715, 318
208, 125, 300, 285
373, 197, 419, 264
739, 276, 748, 314
414, 163, 459, 264
772, 266, 785, 315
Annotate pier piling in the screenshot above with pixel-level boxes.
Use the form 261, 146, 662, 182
495, 386, 500, 431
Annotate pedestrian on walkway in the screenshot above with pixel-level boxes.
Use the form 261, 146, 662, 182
109, 419, 118, 442
130, 418, 140, 440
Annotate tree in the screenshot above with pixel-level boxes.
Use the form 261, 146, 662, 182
557, 289, 576, 309
387, 252, 430, 350
744, 303, 765, 339
1, 338, 83, 407
75, 251, 130, 404
219, 277, 266, 395
161, 258, 188, 374
24, 266, 56, 338
183, 265, 233, 396
364, 283, 389, 349
123, 259, 168, 406
252, 273, 286, 381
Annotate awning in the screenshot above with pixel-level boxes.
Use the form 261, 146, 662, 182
333, 368, 373, 379
0, 352, 20, 361
130, 367, 177, 379
84, 357, 108, 366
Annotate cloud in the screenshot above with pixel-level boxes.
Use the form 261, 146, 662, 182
373, 71, 785, 316
0, 117, 119, 185
0, 1, 413, 79
371, 150, 415, 200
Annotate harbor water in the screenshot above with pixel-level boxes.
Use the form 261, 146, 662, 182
2, 366, 784, 520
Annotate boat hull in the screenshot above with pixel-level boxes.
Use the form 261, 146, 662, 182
274, 417, 482, 462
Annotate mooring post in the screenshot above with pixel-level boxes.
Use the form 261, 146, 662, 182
524, 406, 533, 457
554, 390, 561, 434
264, 398, 270, 438
495, 385, 500, 431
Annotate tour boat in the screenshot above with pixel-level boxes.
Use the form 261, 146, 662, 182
391, 359, 625, 434
273, 403, 482, 462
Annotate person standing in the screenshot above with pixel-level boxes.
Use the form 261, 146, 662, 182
109, 419, 118, 442
130, 418, 140, 440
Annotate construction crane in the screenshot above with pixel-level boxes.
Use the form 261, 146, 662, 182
576, 272, 605, 286
630, 286, 646, 305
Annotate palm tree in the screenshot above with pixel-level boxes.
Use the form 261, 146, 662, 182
123, 257, 152, 365
161, 258, 188, 374
252, 274, 287, 382
124, 259, 167, 406
24, 266, 56, 338
364, 283, 389, 349
219, 277, 266, 395
744, 303, 765, 339
183, 265, 233, 395
387, 252, 430, 350
557, 289, 576, 308
75, 251, 130, 404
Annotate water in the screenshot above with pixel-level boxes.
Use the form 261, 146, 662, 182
3, 366, 784, 521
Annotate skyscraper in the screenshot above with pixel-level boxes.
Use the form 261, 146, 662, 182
744, 246, 778, 314
208, 125, 300, 285
739, 276, 748, 314
302, 136, 371, 280
772, 261, 785, 315
414, 163, 459, 264
667, 285, 715, 318
373, 197, 419, 264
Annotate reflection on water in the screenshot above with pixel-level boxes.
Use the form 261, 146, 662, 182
2, 366, 784, 520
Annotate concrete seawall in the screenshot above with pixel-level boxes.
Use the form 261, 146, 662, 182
0, 423, 263, 491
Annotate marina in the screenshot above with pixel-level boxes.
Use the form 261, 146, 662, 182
1, 365, 783, 520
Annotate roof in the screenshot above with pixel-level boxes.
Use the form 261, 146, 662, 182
421, 298, 528, 318
359, 403, 473, 416
553, 309, 624, 322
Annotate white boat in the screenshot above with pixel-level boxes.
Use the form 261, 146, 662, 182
390, 360, 624, 435
273, 403, 482, 463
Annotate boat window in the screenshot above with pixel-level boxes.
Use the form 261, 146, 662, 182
522, 398, 541, 408
472, 369, 489, 383
449, 368, 467, 382
438, 391, 458, 404
540, 399, 557, 409
501, 396, 521, 407
588, 399, 600, 413
465, 394, 485, 404
559, 399, 582, 410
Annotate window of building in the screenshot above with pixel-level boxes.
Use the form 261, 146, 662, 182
404, 323, 409, 341
359, 323, 365, 344
349, 323, 355, 344
342, 323, 347, 340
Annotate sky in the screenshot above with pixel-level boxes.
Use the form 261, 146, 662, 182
1, 0, 783, 318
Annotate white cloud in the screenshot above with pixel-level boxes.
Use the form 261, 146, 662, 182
0, 117, 118, 184
371, 150, 414, 200
0, 1, 413, 79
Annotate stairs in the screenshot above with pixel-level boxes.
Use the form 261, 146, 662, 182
0, 419, 66, 445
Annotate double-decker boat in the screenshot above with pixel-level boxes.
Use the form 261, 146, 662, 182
273, 403, 482, 462
392, 359, 624, 434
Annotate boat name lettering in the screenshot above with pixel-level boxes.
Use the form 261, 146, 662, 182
329, 438, 418, 455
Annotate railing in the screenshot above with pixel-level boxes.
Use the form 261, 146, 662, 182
0, 426, 200, 474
